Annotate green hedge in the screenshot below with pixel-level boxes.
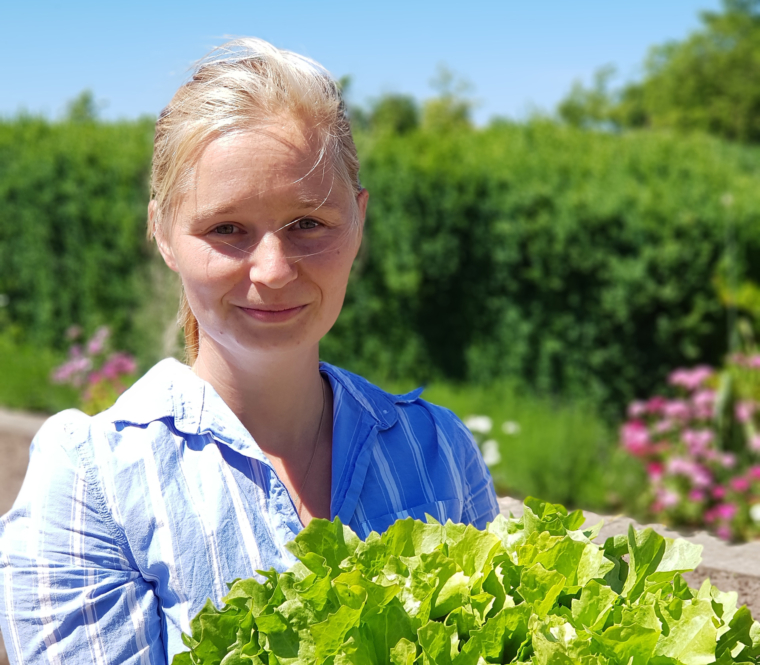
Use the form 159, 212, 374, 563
323, 122, 760, 414
0, 116, 154, 351
2, 115, 760, 414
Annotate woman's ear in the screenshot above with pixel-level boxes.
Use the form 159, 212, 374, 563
149, 201, 179, 273
356, 188, 369, 236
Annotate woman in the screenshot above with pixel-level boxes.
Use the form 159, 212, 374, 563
0, 38, 499, 664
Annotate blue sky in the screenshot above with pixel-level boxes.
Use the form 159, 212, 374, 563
3, 0, 722, 125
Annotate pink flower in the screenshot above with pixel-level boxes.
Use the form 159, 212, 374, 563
716, 525, 732, 541
621, 421, 651, 456
656, 488, 680, 508
715, 502, 737, 521
712, 485, 726, 500
749, 435, 760, 453
682, 429, 714, 455
647, 462, 664, 482
735, 401, 756, 424
646, 397, 668, 415
688, 489, 706, 502
748, 355, 760, 370
101, 353, 137, 380
663, 399, 691, 420
669, 366, 713, 392
51, 356, 92, 387
730, 477, 750, 493
748, 465, 760, 480
666, 457, 713, 487
86, 326, 110, 356
692, 389, 716, 420
653, 419, 674, 434
720, 453, 737, 469
627, 401, 647, 419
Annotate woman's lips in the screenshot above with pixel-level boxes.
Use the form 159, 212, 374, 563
239, 304, 307, 323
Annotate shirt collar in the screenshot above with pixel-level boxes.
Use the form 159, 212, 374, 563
107, 358, 421, 458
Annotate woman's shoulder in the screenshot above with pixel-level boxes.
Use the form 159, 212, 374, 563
319, 362, 470, 438
35, 358, 199, 456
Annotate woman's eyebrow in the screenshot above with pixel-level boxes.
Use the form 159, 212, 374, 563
190, 203, 240, 224
189, 195, 340, 225
293, 195, 341, 211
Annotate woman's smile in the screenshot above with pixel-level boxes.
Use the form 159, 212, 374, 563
239, 303, 307, 323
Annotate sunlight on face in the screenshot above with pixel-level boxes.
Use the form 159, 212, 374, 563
159, 117, 367, 359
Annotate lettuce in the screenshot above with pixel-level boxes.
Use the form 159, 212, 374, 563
173, 498, 760, 664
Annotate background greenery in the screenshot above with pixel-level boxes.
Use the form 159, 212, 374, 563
2, 0, 759, 508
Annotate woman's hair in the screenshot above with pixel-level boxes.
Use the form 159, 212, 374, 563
149, 37, 361, 365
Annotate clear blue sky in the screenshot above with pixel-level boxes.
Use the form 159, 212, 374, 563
3, 0, 722, 125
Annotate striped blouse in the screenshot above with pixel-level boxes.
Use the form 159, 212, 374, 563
0, 358, 499, 664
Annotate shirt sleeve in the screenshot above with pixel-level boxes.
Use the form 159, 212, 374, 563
451, 414, 501, 529
0, 411, 166, 665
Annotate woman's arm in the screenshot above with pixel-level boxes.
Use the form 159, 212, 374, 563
0, 412, 166, 664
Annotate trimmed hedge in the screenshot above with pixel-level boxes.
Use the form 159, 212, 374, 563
0, 117, 154, 351
322, 122, 760, 413
2, 116, 760, 414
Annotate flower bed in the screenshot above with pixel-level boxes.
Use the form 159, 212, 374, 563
621, 355, 760, 541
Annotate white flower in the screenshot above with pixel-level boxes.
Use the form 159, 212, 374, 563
481, 439, 502, 467
750, 503, 760, 524
501, 421, 521, 435
464, 415, 492, 434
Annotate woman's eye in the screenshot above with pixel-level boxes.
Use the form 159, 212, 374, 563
296, 218, 320, 230
214, 224, 236, 235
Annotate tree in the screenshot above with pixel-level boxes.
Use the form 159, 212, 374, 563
559, 0, 760, 143
421, 65, 474, 131
65, 90, 100, 123
369, 94, 419, 134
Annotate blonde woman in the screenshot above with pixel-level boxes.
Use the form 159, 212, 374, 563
0, 38, 499, 664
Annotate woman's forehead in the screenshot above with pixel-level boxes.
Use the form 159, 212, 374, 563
188, 125, 346, 213
179, 123, 351, 222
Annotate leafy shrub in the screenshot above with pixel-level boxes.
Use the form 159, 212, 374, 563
4, 112, 760, 417
0, 330, 77, 412
174, 498, 759, 664
0, 115, 154, 352
558, 1, 760, 144
324, 121, 760, 415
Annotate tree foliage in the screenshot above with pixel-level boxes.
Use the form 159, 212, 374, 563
559, 0, 760, 143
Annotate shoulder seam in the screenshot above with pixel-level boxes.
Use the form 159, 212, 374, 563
71, 420, 135, 562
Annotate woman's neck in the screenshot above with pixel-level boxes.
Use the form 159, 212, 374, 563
192, 338, 326, 461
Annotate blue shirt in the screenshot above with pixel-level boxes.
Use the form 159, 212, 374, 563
0, 359, 499, 664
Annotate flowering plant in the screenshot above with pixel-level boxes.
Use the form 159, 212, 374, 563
621, 354, 760, 540
52, 325, 137, 415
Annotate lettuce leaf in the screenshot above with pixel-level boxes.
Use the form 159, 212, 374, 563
174, 497, 758, 664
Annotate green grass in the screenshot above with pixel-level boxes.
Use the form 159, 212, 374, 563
377, 378, 641, 511
0, 332, 78, 413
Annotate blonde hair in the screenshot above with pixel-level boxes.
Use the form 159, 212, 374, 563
149, 37, 361, 365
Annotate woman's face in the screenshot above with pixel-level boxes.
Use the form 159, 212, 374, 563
156, 117, 368, 360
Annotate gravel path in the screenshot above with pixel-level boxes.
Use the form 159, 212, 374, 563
1, 412, 759, 664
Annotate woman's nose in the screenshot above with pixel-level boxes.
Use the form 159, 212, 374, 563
248, 232, 298, 289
